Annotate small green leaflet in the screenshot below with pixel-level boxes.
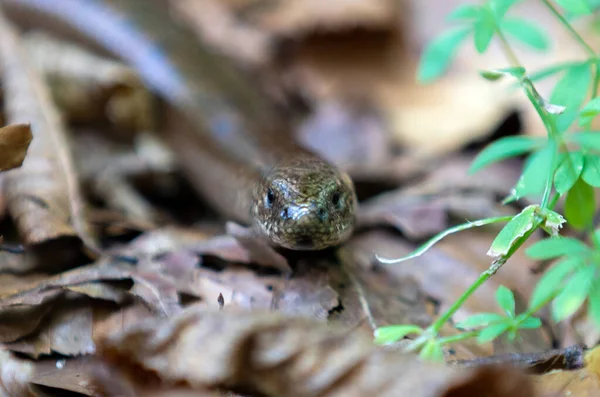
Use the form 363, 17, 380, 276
588, 278, 600, 327
567, 131, 600, 150
496, 285, 516, 317
419, 340, 444, 362
487, 205, 537, 259
456, 313, 505, 329
510, 142, 556, 200
477, 322, 511, 344
474, 8, 496, 53
469, 135, 543, 173
582, 154, 600, 187
447, 4, 481, 21
552, 265, 596, 322
373, 325, 423, 345
417, 26, 471, 83
579, 97, 600, 128
501, 18, 549, 50
555, 0, 592, 15
540, 208, 566, 236
528, 61, 583, 83
526, 236, 591, 260
490, 0, 522, 19
479, 66, 526, 81
565, 177, 595, 230
549, 63, 592, 132
518, 316, 542, 329
554, 151, 584, 194
528, 256, 580, 310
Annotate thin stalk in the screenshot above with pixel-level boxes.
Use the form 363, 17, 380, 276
430, 217, 544, 334
437, 331, 479, 345
541, 0, 596, 57
541, 0, 599, 119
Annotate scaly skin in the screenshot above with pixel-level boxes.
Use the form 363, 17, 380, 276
1, 0, 358, 250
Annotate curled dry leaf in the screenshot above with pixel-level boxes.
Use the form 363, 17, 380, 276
0, 123, 32, 172
222, 0, 401, 35
0, 9, 99, 258
97, 305, 537, 397
0, 349, 34, 397
331, 246, 432, 334
25, 32, 153, 132
6, 298, 96, 358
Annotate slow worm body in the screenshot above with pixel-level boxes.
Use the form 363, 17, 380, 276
2, 0, 358, 250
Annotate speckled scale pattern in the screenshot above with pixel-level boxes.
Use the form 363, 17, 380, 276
251, 153, 357, 250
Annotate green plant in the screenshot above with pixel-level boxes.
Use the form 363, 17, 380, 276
374, 0, 600, 361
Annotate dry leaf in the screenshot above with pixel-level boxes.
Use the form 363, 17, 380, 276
0, 8, 99, 260
223, 0, 401, 35
0, 124, 32, 172
0, 349, 34, 397
96, 305, 537, 397
29, 357, 101, 397
25, 32, 153, 132
6, 298, 96, 358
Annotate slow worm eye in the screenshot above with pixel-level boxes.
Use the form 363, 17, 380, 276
331, 191, 341, 207
266, 188, 275, 208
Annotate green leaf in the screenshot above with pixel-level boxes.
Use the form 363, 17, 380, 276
582, 154, 600, 187
419, 340, 444, 362
501, 18, 549, 50
555, 0, 592, 15
528, 61, 584, 83
417, 26, 471, 83
539, 208, 567, 236
518, 316, 542, 329
554, 151, 584, 194
511, 142, 556, 200
552, 265, 596, 321
373, 325, 423, 345
473, 8, 496, 53
496, 285, 516, 317
550, 63, 592, 132
456, 313, 506, 329
479, 66, 526, 81
579, 96, 600, 128
526, 236, 591, 259
528, 256, 581, 310
477, 322, 511, 343
487, 205, 537, 259
588, 278, 600, 327
490, 0, 522, 19
469, 135, 544, 173
567, 131, 600, 150
565, 177, 595, 230
447, 4, 481, 21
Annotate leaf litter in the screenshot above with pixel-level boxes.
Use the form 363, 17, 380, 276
0, 0, 597, 396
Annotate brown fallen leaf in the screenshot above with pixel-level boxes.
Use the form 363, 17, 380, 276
0, 260, 132, 345
330, 245, 432, 336
357, 154, 522, 240
25, 31, 153, 133
29, 356, 102, 397
222, 0, 401, 36
96, 305, 537, 397
0, 123, 32, 172
0, 348, 35, 397
6, 297, 96, 358
531, 367, 600, 397
0, 8, 100, 262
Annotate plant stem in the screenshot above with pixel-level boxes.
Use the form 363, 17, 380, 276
431, 216, 544, 334
437, 331, 479, 344
541, 0, 596, 57
541, 0, 599, 119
